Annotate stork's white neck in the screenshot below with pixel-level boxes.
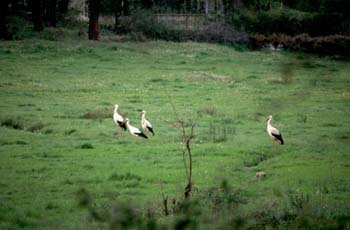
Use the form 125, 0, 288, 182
267, 118, 272, 127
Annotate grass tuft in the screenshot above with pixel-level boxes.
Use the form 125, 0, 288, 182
43, 128, 55, 134
82, 108, 111, 119
243, 151, 269, 167
297, 114, 308, 123
26, 122, 45, 132
81, 143, 94, 149
197, 106, 217, 117
1, 117, 25, 130
109, 172, 142, 181
15, 140, 28, 145
45, 202, 59, 210
65, 129, 77, 135
76, 188, 92, 208
302, 62, 326, 69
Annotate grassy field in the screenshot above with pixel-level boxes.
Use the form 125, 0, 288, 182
0, 39, 349, 229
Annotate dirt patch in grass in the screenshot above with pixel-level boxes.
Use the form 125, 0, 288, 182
81, 108, 111, 119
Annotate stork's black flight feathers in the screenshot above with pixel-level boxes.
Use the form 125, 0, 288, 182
271, 133, 284, 145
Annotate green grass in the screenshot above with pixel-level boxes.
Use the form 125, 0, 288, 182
0, 39, 349, 229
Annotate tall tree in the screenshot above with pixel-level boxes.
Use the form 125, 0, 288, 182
102, 0, 122, 32
101, 0, 131, 32
58, 0, 70, 15
0, 0, 11, 39
204, 0, 209, 15
88, 0, 101, 40
46, 0, 58, 27
141, 0, 153, 8
31, 0, 44, 31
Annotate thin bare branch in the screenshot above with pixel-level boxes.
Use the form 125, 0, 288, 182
182, 148, 189, 181
165, 90, 180, 122
160, 181, 169, 216
167, 91, 196, 199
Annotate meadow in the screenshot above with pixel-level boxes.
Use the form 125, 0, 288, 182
0, 39, 349, 229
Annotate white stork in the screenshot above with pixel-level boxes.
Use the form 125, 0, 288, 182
266, 115, 284, 145
125, 118, 148, 139
141, 110, 154, 136
113, 104, 126, 131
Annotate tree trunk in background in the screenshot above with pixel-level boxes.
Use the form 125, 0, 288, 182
31, 0, 44, 31
0, 0, 11, 40
58, 0, 70, 15
88, 0, 100, 40
142, 0, 153, 8
114, 12, 119, 33
234, 0, 242, 7
46, 0, 57, 27
113, 0, 123, 32
223, 0, 235, 18
205, 0, 209, 16
123, 0, 130, 15
9, 0, 19, 14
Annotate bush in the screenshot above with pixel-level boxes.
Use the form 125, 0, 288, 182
120, 10, 190, 42
77, 185, 350, 230
251, 33, 350, 56
193, 21, 250, 45
1, 117, 25, 130
237, 7, 350, 36
116, 10, 250, 45
38, 28, 69, 41
6, 16, 34, 40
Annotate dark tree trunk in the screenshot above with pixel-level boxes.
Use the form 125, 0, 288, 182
122, 0, 130, 15
88, 0, 100, 40
58, 0, 69, 15
204, 0, 209, 16
142, 0, 153, 8
0, 0, 11, 40
31, 0, 44, 31
9, 0, 19, 14
114, 12, 121, 33
47, 0, 57, 27
113, 0, 123, 33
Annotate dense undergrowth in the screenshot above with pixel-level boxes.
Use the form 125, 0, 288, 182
4, 6, 350, 56
77, 181, 350, 229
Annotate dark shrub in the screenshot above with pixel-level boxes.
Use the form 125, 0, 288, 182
26, 122, 45, 132
1, 117, 25, 130
251, 33, 350, 56
6, 16, 34, 40
38, 28, 68, 41
117, 10, 250, 45
119, 10, 190, 42
238, 7, 350, 36
81, 143, 94, 149
193, 21, 250, 45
